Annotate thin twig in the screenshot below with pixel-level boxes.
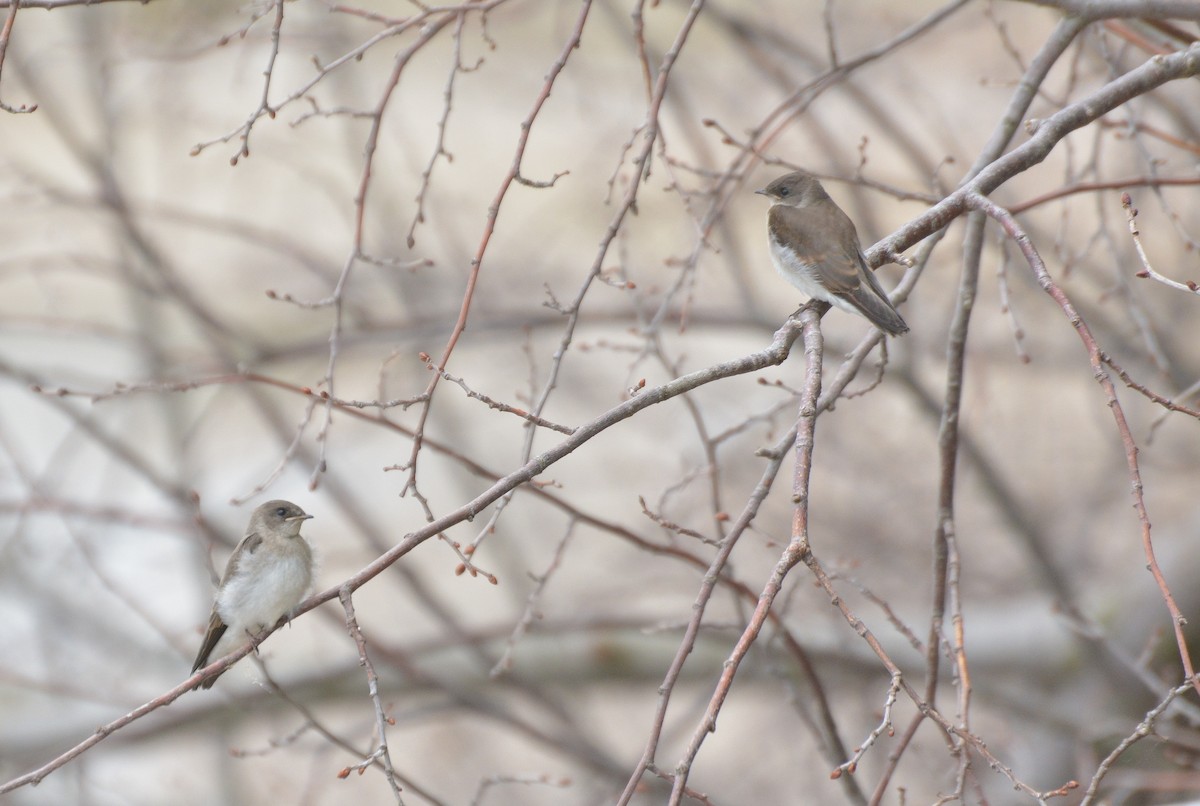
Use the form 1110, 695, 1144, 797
1123, 191, 1200, 295
339, 587, 405, 803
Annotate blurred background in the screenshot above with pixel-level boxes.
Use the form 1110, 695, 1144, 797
1, 1, 1199, 804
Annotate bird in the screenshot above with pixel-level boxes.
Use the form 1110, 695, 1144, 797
190, 500, 315, 690
756, 170, 909, 336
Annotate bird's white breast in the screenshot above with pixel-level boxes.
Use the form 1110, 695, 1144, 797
217, 542, 312, 632
768, 240, 858, 315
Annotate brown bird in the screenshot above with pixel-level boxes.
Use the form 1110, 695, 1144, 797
191, 500, 314, 690
756, 171, 908, 335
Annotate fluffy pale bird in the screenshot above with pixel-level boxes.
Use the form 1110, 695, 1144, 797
190, 500, 314, 690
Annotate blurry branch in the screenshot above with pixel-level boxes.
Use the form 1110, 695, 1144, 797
313, 8, 465, 495
253, 665, 446, 805
805, 549, 1081, 802
5, 1, 1200, 802
518, 0, 706, 466
1022, 0, 1200, 18
12, 24, 1199, 805
229, 398, 318, 506
856, 28, 1200, 797
725, 23, 1200, 805
1080, 677, 1199, 804
966, 191, 1199, 697
0, 495, 186, 530
877, 17, 1089, 796
184, 1, 504, 506
467, 773, 571, 806
454, 0, 710, 558
0, 316, 806, 795
0, 359, 210, 527
633, 0, 969, 347
406, 9, 477, 250
993, 234, 1032, 363
488, 520, 575, 679
0, 0, 36, 113
269, 314, 808, 644
0, 675, 230, 796
189, 1, 507, 160
400, 0, 590, 507
699, 0, 971, 222
619, 309, 864, 806
1009, 175, 1200, 213
0, 0, 156, 5
29, 371, 404, 409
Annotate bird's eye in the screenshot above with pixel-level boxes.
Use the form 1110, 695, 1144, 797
778, 187, 790, 196
275, 507, 288, 517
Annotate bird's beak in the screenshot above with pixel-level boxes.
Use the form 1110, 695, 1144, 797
287, 513, 314, 522
754, 189, 768, 196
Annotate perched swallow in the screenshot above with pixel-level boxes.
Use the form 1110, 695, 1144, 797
757, 171, 908, 335
191, 500, 314, 689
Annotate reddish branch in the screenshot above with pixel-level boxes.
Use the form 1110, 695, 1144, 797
965, 191, 1198, 697
0, 317, 807, 795
400, 0, 591, 500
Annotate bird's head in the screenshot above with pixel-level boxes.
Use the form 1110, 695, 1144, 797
755, 171, 831, 207
250, 500, 313, 537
